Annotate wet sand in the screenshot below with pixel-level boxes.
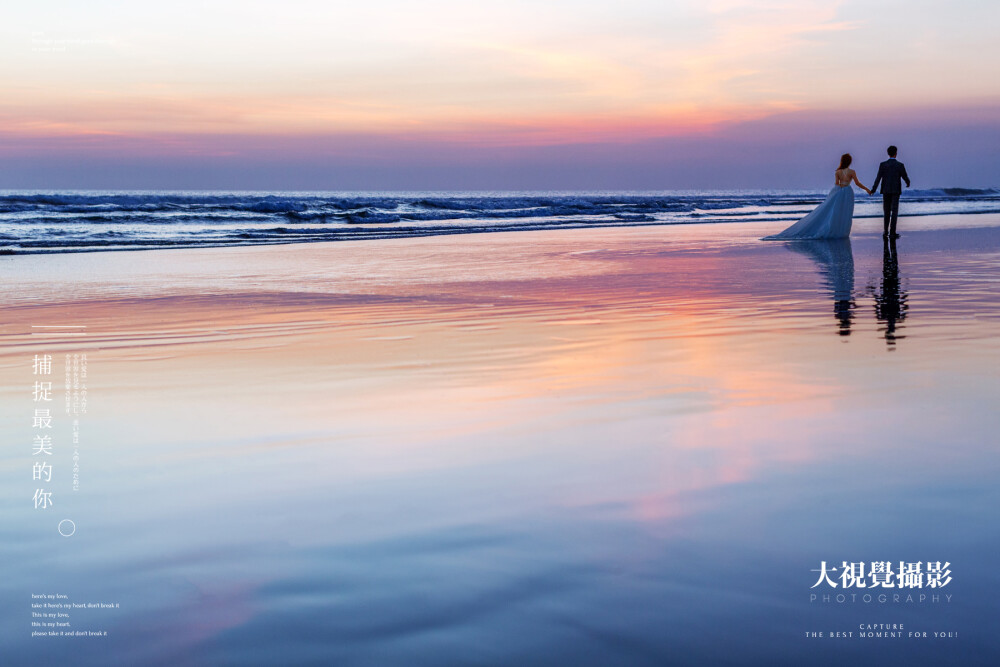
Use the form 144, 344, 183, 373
2, 215, 999, 665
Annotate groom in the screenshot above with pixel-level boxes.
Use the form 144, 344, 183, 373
869, 145, 911, 238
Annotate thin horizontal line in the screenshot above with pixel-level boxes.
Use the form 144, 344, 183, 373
31, 325, 88, 329
31, 333, 88, 336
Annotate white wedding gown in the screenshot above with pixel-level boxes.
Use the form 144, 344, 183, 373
763, 185, 854, 240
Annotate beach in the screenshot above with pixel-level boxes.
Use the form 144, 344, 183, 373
3, 215, 999, 665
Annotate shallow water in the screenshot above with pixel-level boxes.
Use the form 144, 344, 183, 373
2, 220, 998, 665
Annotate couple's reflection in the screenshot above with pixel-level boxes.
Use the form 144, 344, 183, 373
783, 237, 907, 344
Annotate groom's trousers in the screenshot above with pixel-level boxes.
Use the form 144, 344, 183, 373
882, 193, 901, 236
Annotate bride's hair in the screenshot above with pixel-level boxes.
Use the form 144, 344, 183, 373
838, 153, 852, 170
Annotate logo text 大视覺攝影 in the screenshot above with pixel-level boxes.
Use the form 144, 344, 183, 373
809, 561, 952, 604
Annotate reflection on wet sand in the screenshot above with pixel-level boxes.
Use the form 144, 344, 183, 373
2, 222, 1000, 666
784, 239, 856, 336
873, 236, 908, 347
781, 236, 912, 347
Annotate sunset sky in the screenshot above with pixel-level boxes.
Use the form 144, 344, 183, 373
2, 0, 998, 189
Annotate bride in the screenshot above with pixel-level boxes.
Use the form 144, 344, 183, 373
763, 154, 871, 240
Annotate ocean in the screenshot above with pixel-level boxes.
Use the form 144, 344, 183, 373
2, 188, 998, 253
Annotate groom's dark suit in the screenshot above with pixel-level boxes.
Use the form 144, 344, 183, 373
871, 157, 910, 236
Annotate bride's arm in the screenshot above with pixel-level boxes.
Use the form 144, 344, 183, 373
851, 170, 872, 194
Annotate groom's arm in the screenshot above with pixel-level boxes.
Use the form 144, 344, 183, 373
871, 165, 884, 194
900, 163, 910, 187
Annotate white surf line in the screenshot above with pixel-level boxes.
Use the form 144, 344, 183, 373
31, 325, 88, 335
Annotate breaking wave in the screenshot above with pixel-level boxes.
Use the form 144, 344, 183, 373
2, 188, 998, 254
